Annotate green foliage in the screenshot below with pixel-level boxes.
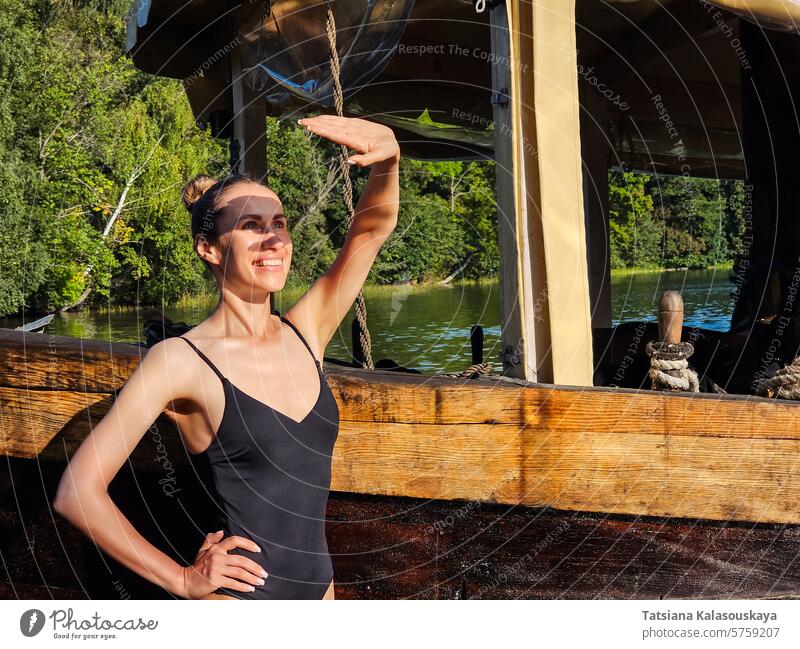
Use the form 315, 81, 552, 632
608, 171, 658, 268
0, 0, 500, 315
1, 0, 750, 319
373, 159, 496, 283
0, 157, 48, 313
609, 170, 744, 270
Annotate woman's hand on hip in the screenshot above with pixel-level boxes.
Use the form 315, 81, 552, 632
298, 115, 400, 167
179, 531, 267, 599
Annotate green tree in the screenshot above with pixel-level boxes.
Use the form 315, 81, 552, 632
608, 170, 659, 268
647, 175, 728, 269
0, 0, 505, 318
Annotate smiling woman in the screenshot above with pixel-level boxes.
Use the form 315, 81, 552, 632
52, 115, 401, 600
181, 173, 292, 284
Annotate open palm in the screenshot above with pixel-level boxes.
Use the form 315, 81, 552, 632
298, 115, 400, 167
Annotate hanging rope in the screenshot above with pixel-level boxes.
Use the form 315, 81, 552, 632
646, 341, 699, 392
754, 356, 800, 399
325, 3, 374, 369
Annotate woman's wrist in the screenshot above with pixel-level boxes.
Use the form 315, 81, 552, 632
373, 151, 400, 171
168, 563, 189, 599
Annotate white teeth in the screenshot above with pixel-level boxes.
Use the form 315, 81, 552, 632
254, 259, 282, 267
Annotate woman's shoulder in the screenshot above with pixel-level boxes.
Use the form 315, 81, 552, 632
144, 335, 212, 399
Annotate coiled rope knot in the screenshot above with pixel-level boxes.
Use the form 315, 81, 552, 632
753, 356, 800, 399
438, 362, 494, 379
646, 341, 699, 392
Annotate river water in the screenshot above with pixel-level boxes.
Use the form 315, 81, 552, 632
2, 269, 734, 374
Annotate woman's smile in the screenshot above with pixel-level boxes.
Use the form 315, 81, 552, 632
252, 257, 285, 272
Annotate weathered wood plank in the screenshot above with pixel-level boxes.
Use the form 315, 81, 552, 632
0, 329, 143, 392
0, 387, 111, 457
4, 457, 796, 599
3, 328, 800, 523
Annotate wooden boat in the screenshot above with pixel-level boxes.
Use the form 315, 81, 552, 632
3, 0, 800, 599
3, 322, 800, 599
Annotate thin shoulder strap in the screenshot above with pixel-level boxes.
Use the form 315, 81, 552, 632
279, 315, 320, 366
178, 336, 226, 382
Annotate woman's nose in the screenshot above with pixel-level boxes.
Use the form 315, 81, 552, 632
263, 230, 288, 247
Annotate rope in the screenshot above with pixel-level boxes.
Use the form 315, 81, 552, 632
646, 341, 699, 392
325, 3, 374, 369
754, 356, 800, 399
437, 362, 494, 379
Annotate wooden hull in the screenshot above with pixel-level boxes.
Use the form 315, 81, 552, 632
2, 456, 799, 599
1, 328, 800, 598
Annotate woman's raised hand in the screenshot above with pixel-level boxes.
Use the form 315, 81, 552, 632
298, 115, 400, 167
179, 531, 267, 599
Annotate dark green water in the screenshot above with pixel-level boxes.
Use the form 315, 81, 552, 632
611, 267, 734, 332
2, 269, 734, 373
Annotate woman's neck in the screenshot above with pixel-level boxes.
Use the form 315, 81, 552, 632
207, 290, 280, 340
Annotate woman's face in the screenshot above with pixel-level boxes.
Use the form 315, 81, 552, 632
209, 182, 292, 294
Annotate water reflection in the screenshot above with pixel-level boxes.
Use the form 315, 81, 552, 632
611, 268, 734, 331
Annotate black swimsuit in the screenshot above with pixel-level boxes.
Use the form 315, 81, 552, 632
178, 315, 339, 599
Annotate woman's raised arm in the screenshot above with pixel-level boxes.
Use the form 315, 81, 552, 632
287, 116, 400, 355
53, 337, 265, 598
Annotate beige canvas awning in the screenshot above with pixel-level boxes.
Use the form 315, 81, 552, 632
506, 0, 594, 386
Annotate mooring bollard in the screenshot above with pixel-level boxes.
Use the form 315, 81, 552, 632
646, 290, 699, 392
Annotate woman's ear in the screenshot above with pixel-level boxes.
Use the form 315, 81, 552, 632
195, 235, 221, 266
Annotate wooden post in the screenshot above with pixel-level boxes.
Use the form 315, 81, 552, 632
490, 1, 539, 381
500, 0, 594, 386
470, 325, 484, 365
230, 48, 267, 182
650, 290, 697, 393
579, 77, 612, 330
658, 290, 684, 344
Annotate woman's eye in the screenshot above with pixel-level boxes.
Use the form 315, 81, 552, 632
243, 219, 286, 231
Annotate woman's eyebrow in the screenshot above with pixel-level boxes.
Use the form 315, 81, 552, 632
238, 212, 286, 222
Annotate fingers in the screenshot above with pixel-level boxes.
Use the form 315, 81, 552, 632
348, 143, 401, 167
198, 530, 224, 553
298, 116, 398, 167
348, 150, 393, 168
217, 534, 261, 554
299, 115, 350, 128
228, 554, 268, 580
192, 543, 267, 596
222, 565, 266, 588
299, 115, 352, 132
217, 576, 259, 593
301, 121, 362, 150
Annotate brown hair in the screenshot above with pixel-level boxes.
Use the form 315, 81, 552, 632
181, 172, 272, 244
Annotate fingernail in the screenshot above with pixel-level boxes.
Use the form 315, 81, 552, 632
215, 530, 223, 534
261, 570, 268, 578
255, 547, 262, 552
249, 586, 256, 591
257, 578, 265, 586
347, 159, 355, 165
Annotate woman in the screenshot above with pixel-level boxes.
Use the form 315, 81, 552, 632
53, 115, 400, 599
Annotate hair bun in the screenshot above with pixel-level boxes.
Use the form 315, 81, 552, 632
181, 174, 218, 213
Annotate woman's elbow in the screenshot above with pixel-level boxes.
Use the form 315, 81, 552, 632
52, 472, 76, 519
53, 468, 94, 523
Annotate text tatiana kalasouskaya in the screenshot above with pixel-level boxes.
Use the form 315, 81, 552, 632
643, 610, 777, 623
